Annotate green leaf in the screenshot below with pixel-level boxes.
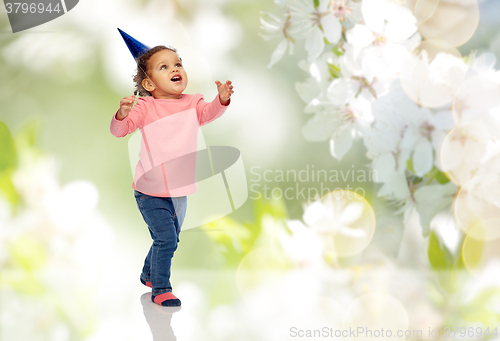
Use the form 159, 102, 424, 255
327, 62, 342, 79
0, 121, 17, 172
313, 0, 319, 8
428, 230, 451, 270
332, 45, 345, 56
456, 235, 466, 269
423, 166, 451, 184
462, 231, 484, 270
415, 182, 458, 237
203, 216, 254, 267
459, 287, 500, 324
201, 194, 289, 267
9, 235, 48, 271
428, 231, 458, 293
0, 168, 21, 209
9, 272, 46, 296
434, 170, 450, 184
407, 158, 414, 173
438, 269, 457, 293
0, 122, 21, 209
16, 120, 39, 148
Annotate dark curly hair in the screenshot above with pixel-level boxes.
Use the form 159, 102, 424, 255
132, 45, 180, 97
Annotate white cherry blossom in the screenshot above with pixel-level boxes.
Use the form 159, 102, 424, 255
260, 11, 295, 68
396, 182, 459, 237
400, 109, 455, 176
345, 0, 417, 80
401, 51, 467, 108
338, 44, 392, 99
261, 0, 499, 239
287, 0, 342, 62
278, 219, 325, 267
302, 196, 367, 239
331, 0, 362, 24
329, 97, 373, 160
452, 70, 500, 125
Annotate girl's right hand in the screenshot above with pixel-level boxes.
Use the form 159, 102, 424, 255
119, 95, 136, 118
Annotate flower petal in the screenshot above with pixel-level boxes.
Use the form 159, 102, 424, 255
280, 219, 324, 263
361, 0, 385, 33
303, 200, 331, 226
339, 202, 364, 225
338, 225, 367, 238
330, 127, 354, 161
377, 171, 410, 199
296, 77, 321, 104
412, 138, 434, 177
321, 14, 342, 45
384, 6, 417, 42
268, 39, 288, 68
414, 182, 458, 236
305, 26, 325, 63
346, 24, 375, 48
371, 153, 396, 183
327, 78, 349, 106
362, 43, 410, 81
302, 113, 340, 142
431, 110, 455, 131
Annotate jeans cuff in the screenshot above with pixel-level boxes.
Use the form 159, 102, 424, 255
152, 288, 173, 296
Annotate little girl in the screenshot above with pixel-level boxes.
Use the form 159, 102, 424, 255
110, 30, 234, 306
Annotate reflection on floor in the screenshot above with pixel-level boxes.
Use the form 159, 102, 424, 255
141, 293, 180, 341
83, 266, 494, 341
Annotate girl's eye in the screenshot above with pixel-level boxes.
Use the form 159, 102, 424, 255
160, 65, 166, 70
176, 63, 182, 67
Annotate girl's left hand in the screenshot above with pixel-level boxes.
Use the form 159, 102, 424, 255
215, 80, 234, 105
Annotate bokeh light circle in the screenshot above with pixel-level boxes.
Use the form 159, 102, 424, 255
342, 292, 409, 341
462, 224, 500, 275
414, 0, 439, 25
400, 51, 465, 108
440, 124, 486, 186
315, 190, 376, 258
235, 246, 292, 302
452, 74, 500, 126
416, 0, 480, 47
455, 173, 500, 241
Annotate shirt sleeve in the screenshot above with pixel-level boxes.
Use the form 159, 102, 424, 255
196, 93, 230, 126
110, 97, 147, 137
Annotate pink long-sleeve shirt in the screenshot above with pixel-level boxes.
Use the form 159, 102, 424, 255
110, 93, 229, 197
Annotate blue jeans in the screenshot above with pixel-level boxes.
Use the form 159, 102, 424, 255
134, 190, 187, 296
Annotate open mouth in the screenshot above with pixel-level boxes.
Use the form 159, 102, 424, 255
171, 75, 182, 82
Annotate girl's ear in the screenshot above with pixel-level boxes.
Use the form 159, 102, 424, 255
142, 78, 155, 92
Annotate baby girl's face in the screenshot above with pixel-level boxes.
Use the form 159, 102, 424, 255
145, 49, 188, 99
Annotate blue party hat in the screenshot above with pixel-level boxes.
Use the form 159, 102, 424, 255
117, 28, 151, 61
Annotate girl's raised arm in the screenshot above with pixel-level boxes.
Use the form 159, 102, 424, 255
110, 95, 146, 137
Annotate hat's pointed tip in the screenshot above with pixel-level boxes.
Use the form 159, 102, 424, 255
117, 28, 126, 38
117, 28, 151, 61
